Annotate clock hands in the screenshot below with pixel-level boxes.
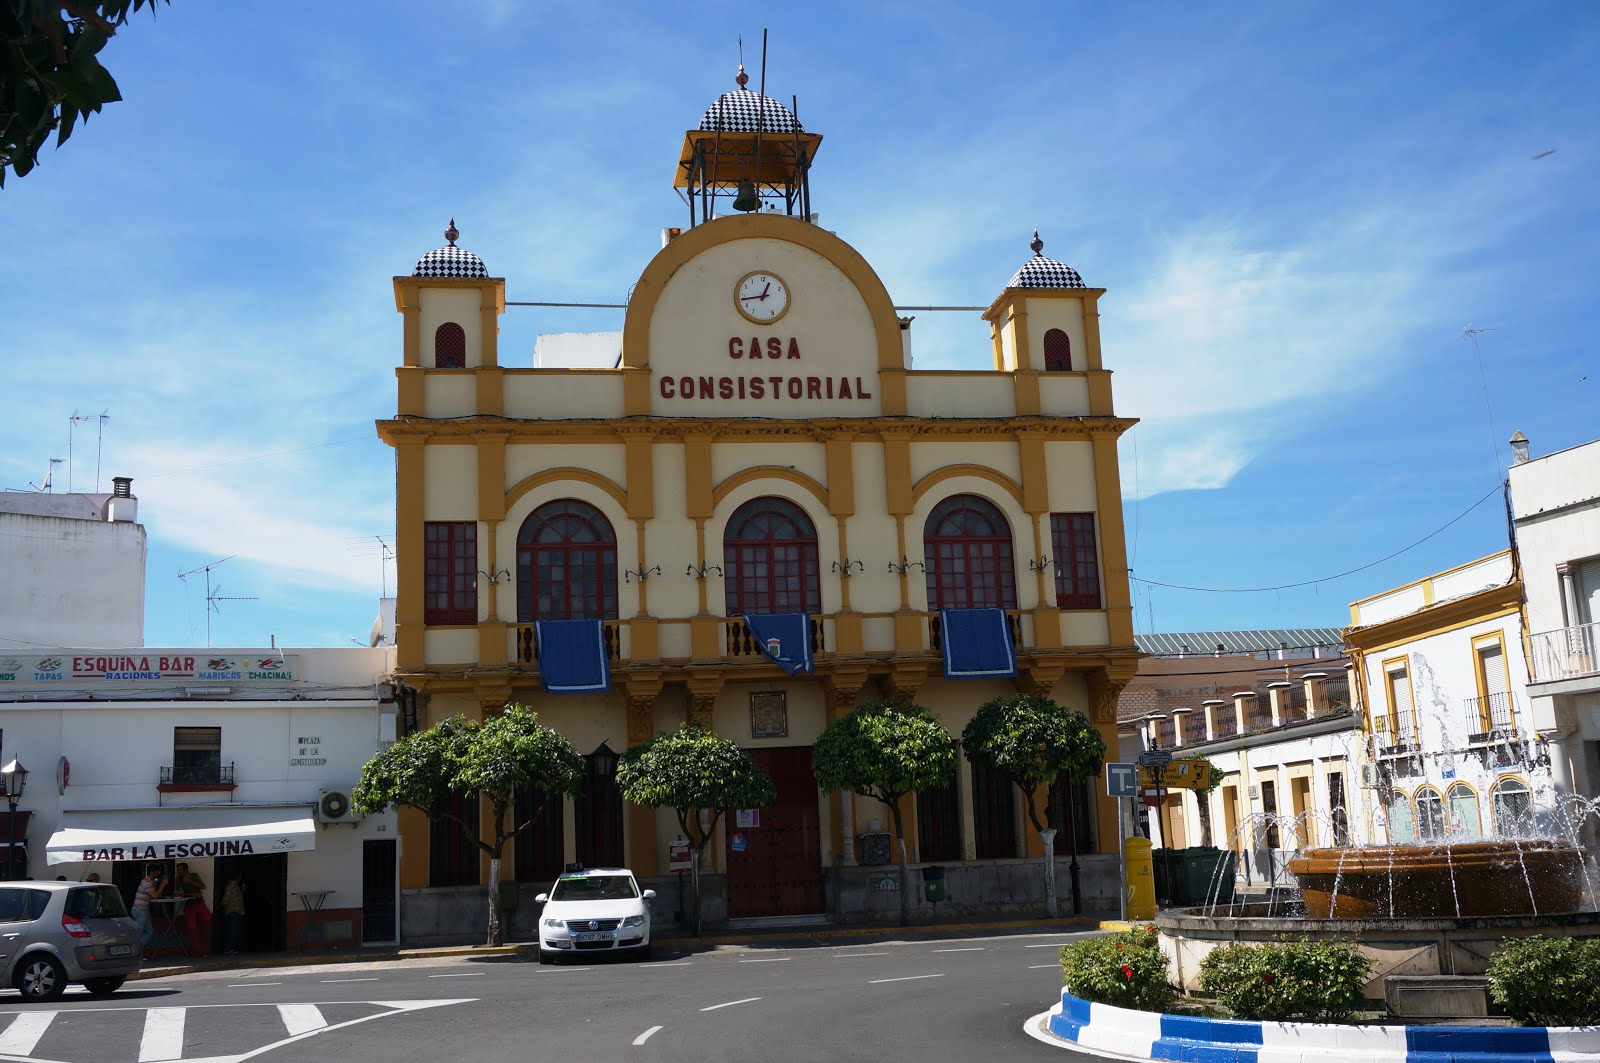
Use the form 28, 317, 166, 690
741, 282, 772, 303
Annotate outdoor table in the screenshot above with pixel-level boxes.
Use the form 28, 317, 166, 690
149, 896, 191, 957
292, 891, 333, 948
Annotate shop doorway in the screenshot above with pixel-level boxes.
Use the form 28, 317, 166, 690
725, 746, 823, 919
362, 839, 397, 944
213, 852, 287, 954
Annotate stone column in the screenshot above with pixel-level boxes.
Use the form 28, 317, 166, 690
1266, 682, 1292, 727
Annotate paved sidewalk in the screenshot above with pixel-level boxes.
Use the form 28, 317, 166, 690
133, 912, 1110, 980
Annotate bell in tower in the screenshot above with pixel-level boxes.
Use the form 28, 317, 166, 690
676, 62, 822, 227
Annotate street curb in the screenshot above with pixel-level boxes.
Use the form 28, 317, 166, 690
126, 916, 1102, 980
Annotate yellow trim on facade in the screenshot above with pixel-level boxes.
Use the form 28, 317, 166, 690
1345, 584, 1521, 654
910, 464, 1024, 508
504, 467, 629, 514
712, 465, 831, 512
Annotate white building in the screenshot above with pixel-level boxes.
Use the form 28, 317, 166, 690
0, 646, 399, 952
1345, 551, 1548, 845
1510, 434, 1600, 844
0, 477, 145, 649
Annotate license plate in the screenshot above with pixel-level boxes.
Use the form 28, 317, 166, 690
108, 944, 134, 957
574, 932, 611, 943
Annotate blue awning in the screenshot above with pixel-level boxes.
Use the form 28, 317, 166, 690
534, 620, 612, 694
742, 613, 814, 676
940, 608, 1017, 680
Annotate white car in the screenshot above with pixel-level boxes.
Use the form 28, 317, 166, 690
535, 867, 656, 964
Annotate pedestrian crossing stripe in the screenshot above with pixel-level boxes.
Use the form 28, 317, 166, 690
0, 998, 473, 1063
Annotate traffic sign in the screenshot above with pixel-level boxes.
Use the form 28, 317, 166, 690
1105, 762, 1138, 798
1139, 758, 1214, 791
1138, 749, 1173, 769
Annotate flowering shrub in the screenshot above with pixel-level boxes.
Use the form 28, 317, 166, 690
1487, 935, 1600, 1027
1198, 938, 1370, 1022
1060, 925, 1177, 1012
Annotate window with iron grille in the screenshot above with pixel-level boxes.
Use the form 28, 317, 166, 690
1049, 513, 1101, 609
172, 727, 221, 784
923, 495, 1017, 610
970, 756, 1017, 859
434, 322, 466, 368
1043, 328, 1072, 371
514, 785, 565, 884
723, 497, 821, 615
1048, 775, 1097, 855
424, 521, 477, 625
429, 791, 480, 887
916, 778, 962, 862
516, 500, 618, 621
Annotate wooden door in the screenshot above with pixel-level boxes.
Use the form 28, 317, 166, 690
726, 746, 824, 918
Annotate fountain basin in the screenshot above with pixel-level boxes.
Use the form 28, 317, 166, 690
1287, 841, 1585, 919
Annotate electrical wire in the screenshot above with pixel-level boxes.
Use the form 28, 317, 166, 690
1131, 481, 1504, 594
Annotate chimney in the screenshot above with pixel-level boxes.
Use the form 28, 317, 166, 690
105, 476, 138, 523
1509, 430, 1530, 466
899, 316, 915, 369
1300, 672, 1329, 718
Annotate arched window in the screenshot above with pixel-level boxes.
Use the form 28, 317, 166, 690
1447, 783, 1481, 840
1415, 786, 1446, 842
1386, 790, 1413, 844
1491, 777, 1533, 838
516, 500, 617, 622
1043, 328, 1072, 371
723, 497, 821, 614
923, 494, 1017, 609
434, 322, 466, 368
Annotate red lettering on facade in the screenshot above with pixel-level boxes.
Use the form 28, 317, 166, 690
766, 337, 781, 359
728, 337, 743, 359
748, 336, 765, 359
750, 377, 764, 398
806, 377, 822, 399
787, 377, 803, 398
768, 376, 783, 398
788, 338, 801, 359
679, 376, 694, 397
738, 377, 747, 399
719, 377, 734, 399
660, 377, 675, 398
840, 378, 853, 399
698, 376, 713, 396
856, 376, 872, 398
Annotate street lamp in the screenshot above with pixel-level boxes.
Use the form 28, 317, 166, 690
591, 742, 619, 778
2, 758, 27, 882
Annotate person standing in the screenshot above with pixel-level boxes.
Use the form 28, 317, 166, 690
174, 863, 213, 953
132, 864, 165, 955
220, 870, 246, 954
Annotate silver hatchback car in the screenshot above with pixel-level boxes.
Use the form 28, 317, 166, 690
0, 882, 142, 1001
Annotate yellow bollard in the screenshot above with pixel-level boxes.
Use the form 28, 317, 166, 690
1124, 835, 1156, 920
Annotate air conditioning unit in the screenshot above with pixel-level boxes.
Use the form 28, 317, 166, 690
318, 788, 362, 824
1359, 763, 1379, 789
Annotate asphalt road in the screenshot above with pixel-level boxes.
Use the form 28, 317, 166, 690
0, 930, 1107, 1062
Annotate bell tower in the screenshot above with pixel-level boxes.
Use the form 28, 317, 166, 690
675, 64, 823, 227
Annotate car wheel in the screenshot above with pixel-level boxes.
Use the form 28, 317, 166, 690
84, 977, 126, 997
16, 955, 67, 1002
637, 943, 652, 962
538, 949, 557, 966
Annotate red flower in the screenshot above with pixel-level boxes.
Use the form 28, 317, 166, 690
1121, 965, 1134, 979
1264, 973, 1275, 983
1116, 943, 1124, 950
1145, 925, 1157, 933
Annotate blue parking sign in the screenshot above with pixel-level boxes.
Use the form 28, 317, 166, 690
1105, 762, 1138, 798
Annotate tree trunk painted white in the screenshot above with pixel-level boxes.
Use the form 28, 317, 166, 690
1040, 828, 1058, 918
689, 845, 703, 937
897, 834, 911, 927
486, 853, 503, 946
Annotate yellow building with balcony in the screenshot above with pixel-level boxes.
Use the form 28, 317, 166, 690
377, 74, 1141, 935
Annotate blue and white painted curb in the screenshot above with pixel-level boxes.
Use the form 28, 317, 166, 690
1024, 990, 1600, 1062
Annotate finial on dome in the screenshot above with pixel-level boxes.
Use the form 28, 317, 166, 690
445, 218, 459, 247
735, 63, 749, 89
1030, 230, 1044, 256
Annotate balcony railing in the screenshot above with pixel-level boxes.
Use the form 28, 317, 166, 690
1529, 621, 1600, 683
159, 763, 235, 786
1463, 690, 1518, 733
927, 611, 1024, 652
516, 622, 624, 664
725, 617, 824, 658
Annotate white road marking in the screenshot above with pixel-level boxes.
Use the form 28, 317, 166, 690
1024, 942, 1073, 948
700, 996, 762, 1011
633, 1025, 663, 1045
835, 951, 890, 957
1028, 963, 1058, 969
737, 957, 789, 963
647, 962, 693, 967
933, 947, 983, 953
0, 1012, 56, 1055
869, 973, 945, 984
428, 972, 486, 978
230, 982, 281, 987
277, 1004, 327, 1036
138, 1007, 186, 1062
320, 977, 379, 983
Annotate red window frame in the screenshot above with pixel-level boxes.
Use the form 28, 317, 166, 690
434, 322, 466, 368
1050, 512, 1102, 609
429, 791, 480, 887
424, 521, 477, 625
516, 500, 618, 621
723, 497, 821, 615
1043, 328, 1072, 371
923, 495, 1017, 610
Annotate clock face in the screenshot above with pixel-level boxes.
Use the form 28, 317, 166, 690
735, 271, 790, 324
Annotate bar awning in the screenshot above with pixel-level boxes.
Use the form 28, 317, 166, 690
46, 807, 317, 866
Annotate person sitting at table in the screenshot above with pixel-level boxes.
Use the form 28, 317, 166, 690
174, 863, 214, 953
132, 864, 166, 955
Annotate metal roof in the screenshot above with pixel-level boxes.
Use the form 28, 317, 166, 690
1134, 628, 1345, 656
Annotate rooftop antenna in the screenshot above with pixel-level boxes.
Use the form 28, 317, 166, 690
377, 536, 394, 598
93, 411, 110, 492
1461, 324, 1503, 482
29, 458, 63, 493
68, 412, 94, 493
178, 555, 257, 648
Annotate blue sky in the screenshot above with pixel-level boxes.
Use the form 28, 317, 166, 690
2, 2, 1596, 649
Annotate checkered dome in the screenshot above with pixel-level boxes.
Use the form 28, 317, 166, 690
1008, 254, 1086, 289
413, 245, 487, 278
698, 89, 803, 134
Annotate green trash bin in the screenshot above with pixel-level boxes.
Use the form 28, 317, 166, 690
1181, 848, 1236, 906
922, 865, 946, 903
1151, 848, 1184, 907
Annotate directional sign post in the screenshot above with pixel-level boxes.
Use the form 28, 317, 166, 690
1138, 750, 1176, 904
